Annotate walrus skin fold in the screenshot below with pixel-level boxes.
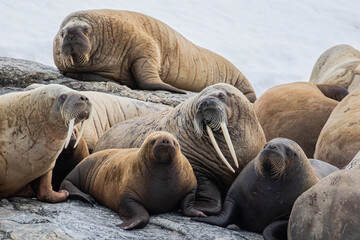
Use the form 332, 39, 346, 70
53, 9, 257, 102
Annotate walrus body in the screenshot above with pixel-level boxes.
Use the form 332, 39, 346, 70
288, 161, 360, 240
60, 131, 205, 229
254, 82, 346, 158
53, 9, 256, 102
194, 138, 337, 240
76, 91, 170, 150
309, 44, 360, 92
94, 83, 266, 215
314, 85, 360, 168
0, 84, 92, 202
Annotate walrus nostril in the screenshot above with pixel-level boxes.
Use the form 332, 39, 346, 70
198, 100, 208, 110
79, 96, 88, 101
162, 139, 170, 144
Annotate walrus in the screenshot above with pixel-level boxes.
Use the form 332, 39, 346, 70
288, 159, 360, 239
193, 138, 338, 240
254, 82, 347, 158
0, 84, 92, 202
314, 84, 360, 168
94, 83, 266, 215
27, 83, 171, 151
309, 44, 360, 92
60, 131, 205, 230
53, 9, 257, 102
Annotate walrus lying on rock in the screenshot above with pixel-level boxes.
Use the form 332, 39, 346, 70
60, 131, 205, 230
94, 83, 266, 215
194, 138, 338, 240
0, 84, 92, 202
53, 9, 257, 102
254, 82, 347, 158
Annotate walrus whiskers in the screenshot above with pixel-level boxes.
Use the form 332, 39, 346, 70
73, 120, 86, 148
206, 125, 235, 173
220, 122, 238, 168
64, 118, 75, 149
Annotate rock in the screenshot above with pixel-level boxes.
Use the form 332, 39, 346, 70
345, 150, 360, 170
0, 57, 195, 107
0, 198, 263, 240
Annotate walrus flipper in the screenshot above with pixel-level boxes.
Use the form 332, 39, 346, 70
262, 220, 288, 240
117, 198, 150, 230
131, 58, 186, 94
180, 189, 206, 217
316, 84, 349, 101
64, 72, 112, 82
60, 179, 96, 206
192, 176, 222, 215
192, 200, 236, 227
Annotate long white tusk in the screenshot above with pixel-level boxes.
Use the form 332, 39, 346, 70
69, 55, 74, 66
73, 120, 86, 148
206, 125, 235, 173
64, 118, 75, 149
220, 122, 239, 168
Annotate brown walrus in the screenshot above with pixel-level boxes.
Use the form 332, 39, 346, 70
309, 44, 360, 92
60, 131, 205, 230
254, 82, 347, 158
53, 9, 257, 102
193, 138, 338, 240
314, 85, 360, 168
94, 83, 266, 215
0, 84, 92, 202
288, 157, 360, 240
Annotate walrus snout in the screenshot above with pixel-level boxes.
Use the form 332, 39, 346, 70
152, 136, 177, 163
256, 146, 286, 179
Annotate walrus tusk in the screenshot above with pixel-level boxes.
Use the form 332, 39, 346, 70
206, 125, 235, 173
220, 122, 239, 168
64, 118, 75, 149
69, 55, 74, 66
73, 120, 86, 148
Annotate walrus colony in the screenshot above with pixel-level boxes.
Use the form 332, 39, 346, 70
2, 9, 358, 239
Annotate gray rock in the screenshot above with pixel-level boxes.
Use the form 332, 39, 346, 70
0, 198, 262, 240
0, 57, 196, 107
345, 150, 360, 170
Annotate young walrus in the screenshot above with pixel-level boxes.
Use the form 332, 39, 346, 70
60, 131, 205, 230
194, 138, 338, 240
53, 9, 257, 102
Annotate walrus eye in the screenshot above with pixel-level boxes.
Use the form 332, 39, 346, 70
285, 147, 292, 157
218, 92, 226, 100
263, 144, 268, 149
150, 140, 156, 146
60, 30, 64, 38
58, 94, 67, 103
82, 26, 90, 34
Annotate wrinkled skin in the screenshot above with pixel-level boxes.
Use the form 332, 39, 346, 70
309, 44, 360, 92
315, 86, 360, 168
60, 132, 205, 230
53, 9, 256, 102
194, 138, 337, 240
0, 84, 92, 203
94, 83, 266, 215
254, 82, 343, 158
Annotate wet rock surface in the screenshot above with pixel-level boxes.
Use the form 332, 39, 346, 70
0, 57, 262, 239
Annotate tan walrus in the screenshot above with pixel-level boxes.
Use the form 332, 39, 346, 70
309, 44, 360, 92
254, 82, 347, 158
94, 83, 266, 215
60, 131, 205, 230
0, 84, 92, 202
314, 84, 360, 168
53, 9, 257, 102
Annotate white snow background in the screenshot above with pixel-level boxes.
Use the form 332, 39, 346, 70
1, 0, 360, 96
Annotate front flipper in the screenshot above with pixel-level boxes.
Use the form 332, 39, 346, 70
64, 72, 113, 82
117, 198, 150, 230
180, 189, 206, 217
316, 84, 349, 101
192, 176, 222, 215
131, 57, 186, 94
192, 199, 237, 227
30, 170, 69, 203
262, 220, 288, 240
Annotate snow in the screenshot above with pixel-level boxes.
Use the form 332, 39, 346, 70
1, 0, 360, 95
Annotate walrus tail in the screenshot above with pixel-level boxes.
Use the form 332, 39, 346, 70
191, 199, 236, 227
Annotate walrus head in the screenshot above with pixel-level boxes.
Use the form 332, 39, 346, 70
193, 85, 238, 173
58, 21, 92, 68
142, 132, 180, 164
254, 138, 306, 179
43, 85, 93, 149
